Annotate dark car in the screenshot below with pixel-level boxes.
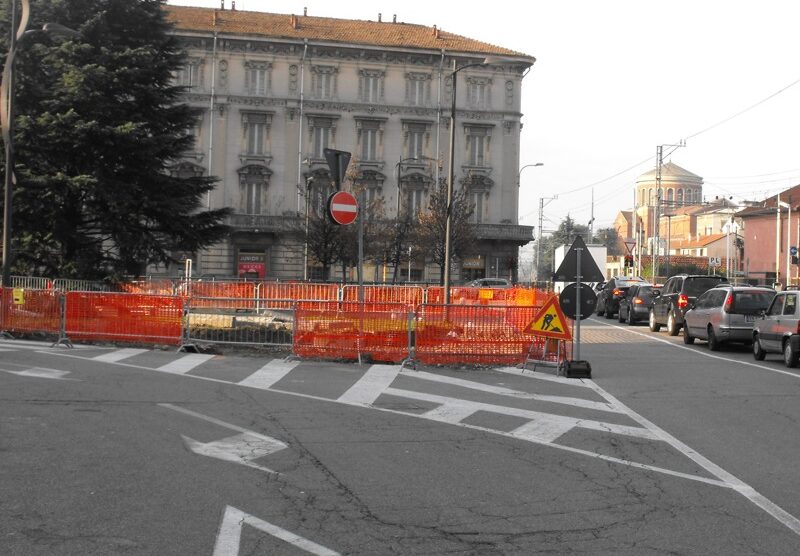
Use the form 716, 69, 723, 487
649, 274, 729, 335
618, 283, 659, 325
683, 285, 775, 350
596, 276, 647, 319
753, 290, 800, 367
467, 278, 512, 288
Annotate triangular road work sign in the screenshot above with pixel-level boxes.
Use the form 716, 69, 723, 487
523, 296, 572, 341
553, 235, 604, 283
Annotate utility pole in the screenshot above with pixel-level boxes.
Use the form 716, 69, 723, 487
536, 195, 558, 283
651, 145, 663, 280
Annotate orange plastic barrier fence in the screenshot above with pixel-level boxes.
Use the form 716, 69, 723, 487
257, 282, 340, 309
293, 301, 411, 363
341, 285, 424, 311
186, 282, 257, 309
65, 292, 182, 345
120, 279, 177, 295
425, 286, 545, 307
0, 287, 61, 336
414, 304, 570, 366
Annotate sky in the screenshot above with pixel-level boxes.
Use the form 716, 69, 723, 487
168, 0, 800, 239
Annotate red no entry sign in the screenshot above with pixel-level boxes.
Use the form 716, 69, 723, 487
327, 191, 359, 225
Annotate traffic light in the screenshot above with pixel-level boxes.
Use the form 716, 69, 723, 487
624, 255, 633, 268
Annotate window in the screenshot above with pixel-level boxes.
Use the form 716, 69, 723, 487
406, 73, 430, 106
238, 165, 271, 214
784, 294, 797, 316
767, 295, 785, 316
406, 188, 426, 216
312, 66, 337, 99
358, 120, 381, 162
466, 126, 489, 166
677, 189, 684, 205
467, 77, 491, 109
311, 117, 334, 159
360, 70, 383, 103
245, 62, 271, 96
242, 113, 271, 156
469, 190, 484, 223
176, 58, 202, 88
667, 189, 674, 203
405, 123, 427, 159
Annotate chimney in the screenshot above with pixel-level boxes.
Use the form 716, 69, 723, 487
231, 0, 235, 10
220, 0, 224, 9
393, 14, 397, 23
290, 14, 299, 29
304, 7, 307, 16
378, 13, 382, 22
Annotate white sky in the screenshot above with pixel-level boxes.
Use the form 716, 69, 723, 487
168, 0, 800, 237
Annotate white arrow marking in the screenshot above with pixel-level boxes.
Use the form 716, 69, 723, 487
214, 505, 339, 556
160, 403, 287, 473
181, 432, 286, 474
1, 367, 76, 380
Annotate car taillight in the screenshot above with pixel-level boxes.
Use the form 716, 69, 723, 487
613, 288, 623, 296
723, 294, 733, 313
634, 297, 644, 305
678, 293, 688, 308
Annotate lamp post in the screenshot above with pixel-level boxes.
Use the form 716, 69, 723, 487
1, 0, 78, 286
443, 56, 516, 304
302, 175, 313, 280
535, 195, 558, 284
517, 163, 543, 282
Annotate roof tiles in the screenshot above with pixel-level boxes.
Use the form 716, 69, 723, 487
164, 5, 533, 60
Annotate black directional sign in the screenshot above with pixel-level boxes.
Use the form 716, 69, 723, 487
323, 148, 351, 191
559, 283, 597, 320
552, 235, 604, 283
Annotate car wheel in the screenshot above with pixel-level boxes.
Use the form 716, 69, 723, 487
667, 311, 680, 336
596, 302, 604, 316
783, 338, 799, 368
605, 307, 615, 319
707, 326, 721, 351
627, 308, 635, 326
618, 308, 625, 323
683, 327, 695, 344
753, 334, 766, 361
649, 310, 661, 332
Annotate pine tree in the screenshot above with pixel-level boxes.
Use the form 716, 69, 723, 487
0, 0, 229, 279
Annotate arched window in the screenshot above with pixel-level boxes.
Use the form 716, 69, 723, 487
677, 189, 684, 205
667, 189, 674, 203
237, 164, 272, 214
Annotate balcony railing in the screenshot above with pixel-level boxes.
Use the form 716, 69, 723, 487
474, 223, 534, 242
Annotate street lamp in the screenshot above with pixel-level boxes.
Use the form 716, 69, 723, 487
302, 174, 314, 280
517, 162, 543, 186
443, 55, 517, 304
1, 1, 78, 286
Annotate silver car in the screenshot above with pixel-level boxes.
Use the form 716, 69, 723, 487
683, 285, 775, 351
753, 290, 800, 367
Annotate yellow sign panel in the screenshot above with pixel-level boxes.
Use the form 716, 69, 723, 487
12, 288, 24, 305
524, 296, 572, 340
478, 288, 494, 300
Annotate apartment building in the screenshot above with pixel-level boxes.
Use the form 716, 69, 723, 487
163, 4, 536, 281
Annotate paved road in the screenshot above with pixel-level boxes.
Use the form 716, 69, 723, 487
2, 320, 800, 554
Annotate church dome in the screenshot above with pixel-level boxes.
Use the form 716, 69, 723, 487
635, 161, 703, 208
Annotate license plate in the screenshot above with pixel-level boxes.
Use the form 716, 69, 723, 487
745, 315, 755, 322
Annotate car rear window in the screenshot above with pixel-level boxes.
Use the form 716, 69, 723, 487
637, 286, 653, 296
730, 291, 775, 314
684, 277, 727, 296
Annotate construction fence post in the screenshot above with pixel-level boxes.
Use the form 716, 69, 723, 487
53, 292, 72, 348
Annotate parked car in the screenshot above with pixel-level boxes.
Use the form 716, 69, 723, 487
649, 274, 729, 335
618, 283, 660, 325
753, 290, 800, 367
683, 285, 775, 350
467, 278, 512, 288
596, 276, 647, 319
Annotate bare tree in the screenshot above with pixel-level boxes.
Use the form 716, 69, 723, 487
414, 178, 475, 285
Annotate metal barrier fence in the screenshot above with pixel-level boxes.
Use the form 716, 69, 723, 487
52, 279, 114, 292
65, 291, 183, 345
341, 285, 424, 311
11, 275, 53, 290
1, 284, 569, 368
183, 296, 294, 348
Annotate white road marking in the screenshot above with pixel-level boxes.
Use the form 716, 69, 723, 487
156, 353, 215, 374
337, 364, 400, 404
214, 505, 339, 556
1, 367, 75, 380
384, 387, 657, 441
511, 418, 576, 443
586, 377, 800, 536
406, 369, 621, 413
181, 432, 286, 474
92, 348, 149, 363
495, 365, 595, 387
238, 359, 299, 389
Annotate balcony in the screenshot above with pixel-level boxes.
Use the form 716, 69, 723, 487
225, 214, 300, 233
474, 223, 534, 243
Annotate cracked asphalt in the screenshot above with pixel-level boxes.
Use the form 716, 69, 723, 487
2, 320, 800, 554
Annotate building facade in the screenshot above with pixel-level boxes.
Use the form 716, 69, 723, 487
163, 5, 536, 281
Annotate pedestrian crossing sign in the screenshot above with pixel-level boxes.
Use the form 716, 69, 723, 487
524, 296, 572, 340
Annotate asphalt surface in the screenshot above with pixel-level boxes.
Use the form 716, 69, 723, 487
2, 319, 800, 555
